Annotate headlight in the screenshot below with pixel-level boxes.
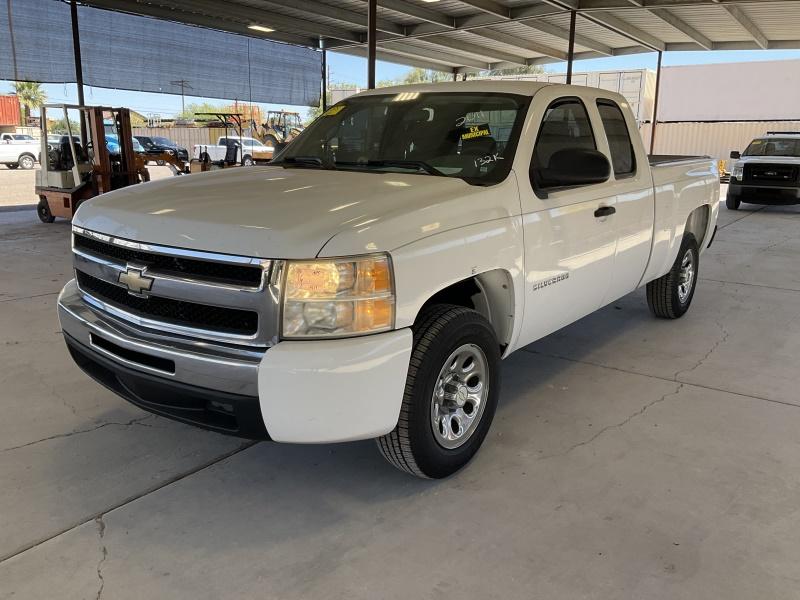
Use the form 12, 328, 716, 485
282, 254, 395, 339
732, 163, 743, 180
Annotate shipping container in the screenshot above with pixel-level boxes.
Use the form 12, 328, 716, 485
639, 120, 800, 164
489, 69, 657, 123
0, 95, 21, 127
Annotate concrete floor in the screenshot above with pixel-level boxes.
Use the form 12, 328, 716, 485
2, 192, 800, 599
0, 165, 176, 208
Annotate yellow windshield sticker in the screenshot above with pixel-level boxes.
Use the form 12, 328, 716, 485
323, 105, 345, 116
751, 139, 764, 145
461, 124, 491, 141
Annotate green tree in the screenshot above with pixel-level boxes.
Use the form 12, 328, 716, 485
178, 101, 227, 120
378, 67, 453, 88
484, 64, 546, 77
49, 116, 80, 134
12, 81, 46, 124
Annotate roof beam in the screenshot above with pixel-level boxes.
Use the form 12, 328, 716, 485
379, 41, 491, 69
581, 12, 666, 51
516, 18, 613, 55
470, 27, 568, 60
423, 34, 531, 65
376, 0, 455, 28
455, 0, 510, 19
722, 4, 768, 49
258, 0, 404, 36
332, 46, 455, 73
648, 8, 712, 49
579, 0, 799, 9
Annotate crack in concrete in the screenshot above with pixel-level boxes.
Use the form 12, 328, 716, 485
0, 291, 60, 304
538, 383, 684, 460
673, 320, 730, 381
95, 516, 107, 600
0, 415, 156, 452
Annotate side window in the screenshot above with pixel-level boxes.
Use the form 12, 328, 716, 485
531, 98, 597, 190
597, 100, 636, 177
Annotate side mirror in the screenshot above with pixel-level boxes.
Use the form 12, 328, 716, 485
730, 150, 741, 159
534, 148, 611, 188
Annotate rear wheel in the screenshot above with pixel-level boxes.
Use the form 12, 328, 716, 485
37, 198, 55, 223
18, 154, 35, 170
242, 155, 254, 166
726, 194, 741, 210
646, 234, 699, 319
6, 162, 18, 170
377, 305, 501, 479
156, 159, 166, 166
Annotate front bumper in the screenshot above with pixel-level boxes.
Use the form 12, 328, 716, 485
728, 182, 800, 205
58, 280, 413, 443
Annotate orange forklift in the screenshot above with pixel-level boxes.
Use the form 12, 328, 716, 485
35, 104, 148, 223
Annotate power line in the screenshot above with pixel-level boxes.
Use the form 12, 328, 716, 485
169, 79, 193, 114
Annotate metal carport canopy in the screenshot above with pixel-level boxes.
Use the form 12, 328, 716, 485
80, 0, 800, 74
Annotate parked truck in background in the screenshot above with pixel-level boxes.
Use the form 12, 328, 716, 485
1, 132, 39, 169
726, 132, 800, 209
192, 136, 275, 165
58, 82, 719, 478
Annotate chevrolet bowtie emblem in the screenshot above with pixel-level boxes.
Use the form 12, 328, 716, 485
118, 267, 154, 296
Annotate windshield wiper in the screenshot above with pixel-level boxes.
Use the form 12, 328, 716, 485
364, 159, 446, 177
278, 156, 333, 169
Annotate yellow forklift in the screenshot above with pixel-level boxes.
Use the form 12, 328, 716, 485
35, 105, 149, 223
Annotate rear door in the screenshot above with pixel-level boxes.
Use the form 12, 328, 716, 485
516, 89, 619, 345
594, 98, 654, 302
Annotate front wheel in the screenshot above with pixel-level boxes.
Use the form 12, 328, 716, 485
242, 155, 254, 166
646, 234, 699, 319
18, 155, 35, 170
6, 162, 18, 170
725, 194, 741, 210
377, 305, 501, 479
156, 159, 166, 166
37, 198, 55, 223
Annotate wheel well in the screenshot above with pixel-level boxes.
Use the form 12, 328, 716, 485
18, 152, 35, 160
685, 204, 710, 247
418, 270, 515, 351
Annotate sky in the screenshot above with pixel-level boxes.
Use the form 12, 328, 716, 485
2, 48, 800, 120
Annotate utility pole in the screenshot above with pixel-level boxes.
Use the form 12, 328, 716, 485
170, 79, 192, 115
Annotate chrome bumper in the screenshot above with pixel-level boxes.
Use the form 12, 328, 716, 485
58, 279, 264, 397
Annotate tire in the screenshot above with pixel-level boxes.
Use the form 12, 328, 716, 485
37, 198, 55, 223
199, 152, 210, 163
263, 134, 279, 150
6, 162, 18, 170
18, 154, 35, 170
156, 159, 166, 166
646, 233, 699, 319
242, 155, 254, 166
377, 305, 501, 479
725, 194, 741, 210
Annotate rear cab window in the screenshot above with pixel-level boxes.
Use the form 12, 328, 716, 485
596, 100, 636, 178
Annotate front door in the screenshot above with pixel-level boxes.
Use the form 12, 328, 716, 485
516, 91, 619, 346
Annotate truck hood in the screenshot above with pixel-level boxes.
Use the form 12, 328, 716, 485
74, 166, 514, 258
737, 156, 800, 166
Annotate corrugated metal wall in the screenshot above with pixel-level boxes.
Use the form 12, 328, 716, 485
639, 121, 800, 164
132, 127, 229, 149
0, 95, 21, 126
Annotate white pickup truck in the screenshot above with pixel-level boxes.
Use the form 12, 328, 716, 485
0, 132, 39, 169
58, 82, 719, 478
192, 136, 275, 166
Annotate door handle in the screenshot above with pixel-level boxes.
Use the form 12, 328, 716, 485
594, 206, 616, 218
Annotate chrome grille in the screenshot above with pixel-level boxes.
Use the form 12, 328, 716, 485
72, 227, 280, 347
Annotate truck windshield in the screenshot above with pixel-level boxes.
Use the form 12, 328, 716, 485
743, 138, 800, 157
274, 92, 531, 184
